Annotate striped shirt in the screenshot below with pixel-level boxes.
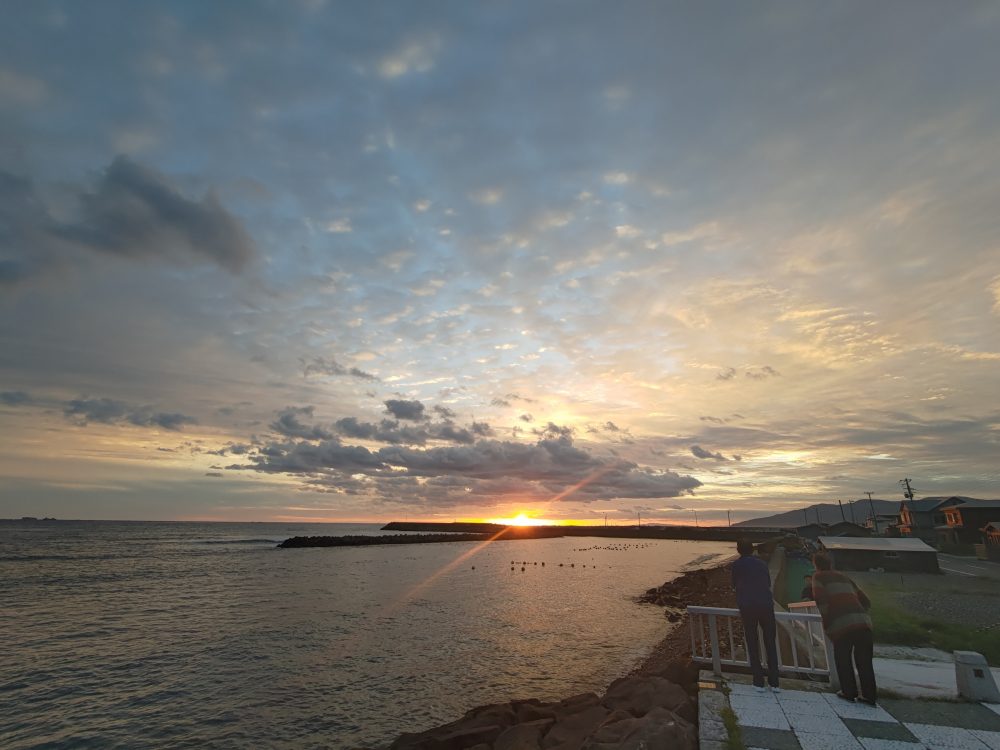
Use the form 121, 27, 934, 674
811, 570, 872, 639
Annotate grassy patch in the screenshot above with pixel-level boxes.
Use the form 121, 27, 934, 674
866, 587, 1000, 664
720, 706, 745, 750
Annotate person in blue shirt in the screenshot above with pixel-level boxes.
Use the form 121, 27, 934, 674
731, 539, 779, 691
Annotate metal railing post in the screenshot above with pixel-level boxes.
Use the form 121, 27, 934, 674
708, 614, 722, 675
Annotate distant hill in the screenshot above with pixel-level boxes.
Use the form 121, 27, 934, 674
735, 499, 900, 528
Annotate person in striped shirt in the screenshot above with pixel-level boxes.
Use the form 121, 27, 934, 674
811, 552, 877, 704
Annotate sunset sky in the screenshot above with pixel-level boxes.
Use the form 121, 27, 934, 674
2, 2, 999, 524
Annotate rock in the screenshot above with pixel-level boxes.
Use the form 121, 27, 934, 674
516, 702, 556, 723
600, 675, 695, 722
494, 719, 554, 750
552, 692, 599, 715
461, 701, 518, 729
542, 705, 610, 748
583, 706, 696, 750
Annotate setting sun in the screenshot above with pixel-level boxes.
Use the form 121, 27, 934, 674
485, 512, 556, 526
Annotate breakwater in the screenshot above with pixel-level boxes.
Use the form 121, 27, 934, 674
382, 521, 781, 542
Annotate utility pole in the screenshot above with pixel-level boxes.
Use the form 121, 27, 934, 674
803, 508, 809, 525
727, 509, 732, 527
900, 478, 915, 503
637, 511, 641, 527
866, 491, 879, 535
838, 499, 846, 522
693, 509, 699, 527
604, 513, 608, 527
848, 500, 856, 524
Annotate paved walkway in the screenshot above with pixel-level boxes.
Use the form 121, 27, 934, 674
699, 677, 1000, 750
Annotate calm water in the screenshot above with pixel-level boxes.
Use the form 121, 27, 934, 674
1, 521, 733, 749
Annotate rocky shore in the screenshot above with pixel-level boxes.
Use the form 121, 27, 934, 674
382, 561, 736, 750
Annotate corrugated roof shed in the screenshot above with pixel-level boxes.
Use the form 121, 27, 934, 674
818, 536, 937, 552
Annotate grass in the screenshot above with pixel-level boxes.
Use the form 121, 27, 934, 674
866, 586, 1000, 664
719, 706, 745, 750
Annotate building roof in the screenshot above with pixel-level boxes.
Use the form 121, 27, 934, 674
901, 496, 976, 512
955, 500, 1000, 510
817, 536, 937, 553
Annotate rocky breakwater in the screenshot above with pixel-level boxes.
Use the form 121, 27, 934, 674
388, 661, 700, 750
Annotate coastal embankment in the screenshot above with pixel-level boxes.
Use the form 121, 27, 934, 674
385, 559, 736, 750
279, 522, 781, 549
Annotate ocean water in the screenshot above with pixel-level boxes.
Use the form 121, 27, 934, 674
1, 521, 733, 749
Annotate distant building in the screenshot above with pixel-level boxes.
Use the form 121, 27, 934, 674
795, 523, 827, 540
825, 521, 871, 538
898, 496, 978, 542
937, 500, 1000, 546
817, 536, 940, 573
866, 513, 901, 536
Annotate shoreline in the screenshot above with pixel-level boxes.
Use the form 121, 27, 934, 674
385, 556, 737, 749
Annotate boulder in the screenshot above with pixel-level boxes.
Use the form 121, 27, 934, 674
494, 718, 554, 750
600, 675, 695, 722
583, 706, 696, 750
515, 702, 557, 723
542, 705, 610, 748
461, 701, 518, 729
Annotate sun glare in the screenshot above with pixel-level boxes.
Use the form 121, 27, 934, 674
485, 512, 556, 526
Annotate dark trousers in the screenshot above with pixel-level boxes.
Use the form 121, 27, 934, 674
740, 605, 779, 688
833, 628, 877, 701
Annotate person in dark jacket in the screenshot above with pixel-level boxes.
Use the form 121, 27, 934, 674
731, 539, 779, 691
812, 553, 877, 704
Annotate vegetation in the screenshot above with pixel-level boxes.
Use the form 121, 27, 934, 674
866, 585, 1000, 664
719, 706, 745, 750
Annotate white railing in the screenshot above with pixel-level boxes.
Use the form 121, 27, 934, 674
687, 605, 836, 685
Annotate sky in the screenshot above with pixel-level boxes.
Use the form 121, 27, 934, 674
1, 1, 999, 524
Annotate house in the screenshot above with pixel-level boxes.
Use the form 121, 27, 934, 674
817, 536, 940, 573
825, 521, 871, 537
983, 522, 1000, 562
898, 496, 977, 542
795, 523, 827, 540
937, 500, 1000, 546
866, 513, 901, 536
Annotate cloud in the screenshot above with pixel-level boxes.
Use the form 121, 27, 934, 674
63, 397, 196, 431
0, 157, 255, 285
433, 404, 456, 419
1, 391, 32, 406
690, 445, 726, 461
271, 406, 333, 440
717, 367, 737, 381
700, 416, 725, 424
301, 356, 377, 381
384, 398, 426, 421
0, 68, 48, 107
745, 366, 780, 380
240, 433, 701, 503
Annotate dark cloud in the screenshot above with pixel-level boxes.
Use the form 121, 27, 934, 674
470, 421, 494, 437
271, 406, 333, 440
746, 366, 780, 380
63, 397, 196, 431
433, 404, 457, 419
301, 356, 377, 381
700, 415, 726, 424
240, 432, 701, 502
717, 368, 737, 381
205, 472, 224, 478
384, 399, 426, 421
0, 158, 255, 285
690, 444, 727, 461
491, 397, 511, 408
1, 391, 31, 406
519, 413, 533, 423
604, 421, 621, 432
533, 422, 573, 439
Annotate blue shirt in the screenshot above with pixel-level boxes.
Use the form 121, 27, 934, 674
731, 555, 774, 609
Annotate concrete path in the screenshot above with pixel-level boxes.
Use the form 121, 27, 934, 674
699, 676, 1000, 750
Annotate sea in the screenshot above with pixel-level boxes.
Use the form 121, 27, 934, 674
1, 520, 734, 749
